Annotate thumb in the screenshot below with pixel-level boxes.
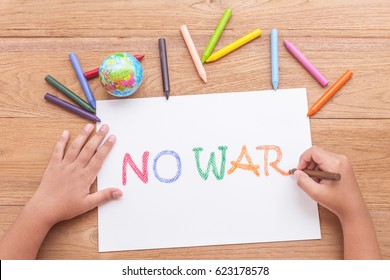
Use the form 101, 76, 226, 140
86, 188, 123, 210
294, 170, 322, 201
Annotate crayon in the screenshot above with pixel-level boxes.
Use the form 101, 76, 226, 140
201, 8, 232, 63
205, 28, 262, 63
307, 70, 353, 117
284, 39, 328, 87
270, 29, 279, 91
44, 93, 101, 122
69, 52, 96, 109
158, 38, 170, 99
180, 25, 207, 83
289, 168, 341, 181
45, 74, 95, 114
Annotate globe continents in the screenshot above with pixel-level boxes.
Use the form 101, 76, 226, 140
99, 53, 144, 97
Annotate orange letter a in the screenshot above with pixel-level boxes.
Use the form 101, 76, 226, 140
227, 145, 260, 176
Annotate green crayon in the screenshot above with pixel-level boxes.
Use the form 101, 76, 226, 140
201, 8, 232, 64
45, 74, 96, 114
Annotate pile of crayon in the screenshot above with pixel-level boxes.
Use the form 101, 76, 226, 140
170, 8, 353, 117
45, 7, 353, 121
44, 53, 144, 122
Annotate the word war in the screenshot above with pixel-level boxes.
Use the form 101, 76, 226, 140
122, 145, 290, 185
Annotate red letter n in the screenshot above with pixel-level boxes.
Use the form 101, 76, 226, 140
122, 152, 149, 185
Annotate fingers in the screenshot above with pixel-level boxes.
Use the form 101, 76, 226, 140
294, 170, 323, 202
297, 146, 324, 169
86, 135, 116, 174
297, 146, 340, 171
63, 123, 95, 164
76, 124, 110, 167
301, 160, 317, 171
50, 130, 70, 163
85, 187, 123, 210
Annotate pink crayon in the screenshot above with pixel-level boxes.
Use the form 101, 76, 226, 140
284, 39, 328, 87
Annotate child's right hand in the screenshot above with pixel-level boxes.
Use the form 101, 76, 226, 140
293, 146, 367, 221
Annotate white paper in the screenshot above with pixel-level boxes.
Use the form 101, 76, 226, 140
96, 89, 321, 252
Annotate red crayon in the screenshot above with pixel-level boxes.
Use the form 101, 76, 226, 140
84, 54, 145, 80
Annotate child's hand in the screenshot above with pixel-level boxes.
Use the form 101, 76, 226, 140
294, 146, 382, 259
293, 146, 366, 221
25, 123, 122, 228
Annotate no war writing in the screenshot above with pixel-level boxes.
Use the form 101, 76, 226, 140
122, 145, 291, 185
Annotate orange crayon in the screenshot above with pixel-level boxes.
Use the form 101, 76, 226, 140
307, 70, 353, 117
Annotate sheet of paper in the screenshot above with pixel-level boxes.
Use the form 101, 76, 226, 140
96, 89, 320, 252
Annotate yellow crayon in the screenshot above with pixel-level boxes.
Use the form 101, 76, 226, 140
205, 28, 262, 63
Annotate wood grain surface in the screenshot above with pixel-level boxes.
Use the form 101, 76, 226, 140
0, 0, 389, 259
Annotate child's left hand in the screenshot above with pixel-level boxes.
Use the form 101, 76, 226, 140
25, 123, 122, 228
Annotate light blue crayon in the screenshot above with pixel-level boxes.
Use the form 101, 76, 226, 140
69, 52, 96, 109
270, 29, 279, 91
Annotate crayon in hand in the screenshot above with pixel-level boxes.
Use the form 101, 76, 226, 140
289, 168, 341, 181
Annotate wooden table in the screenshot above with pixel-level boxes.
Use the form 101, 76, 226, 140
0, 0, 389, 259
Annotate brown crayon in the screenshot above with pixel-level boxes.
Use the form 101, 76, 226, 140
289, 168, 341, 181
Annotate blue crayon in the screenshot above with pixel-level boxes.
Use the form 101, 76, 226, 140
270, 29, 279, 91
69, 52, 96, 109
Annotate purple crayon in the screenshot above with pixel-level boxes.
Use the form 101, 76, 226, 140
44, 93, 101, 122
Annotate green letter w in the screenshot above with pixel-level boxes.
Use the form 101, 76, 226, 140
192, 146, 227, 180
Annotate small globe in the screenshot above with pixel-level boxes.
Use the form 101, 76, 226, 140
99, 53, 144, 97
